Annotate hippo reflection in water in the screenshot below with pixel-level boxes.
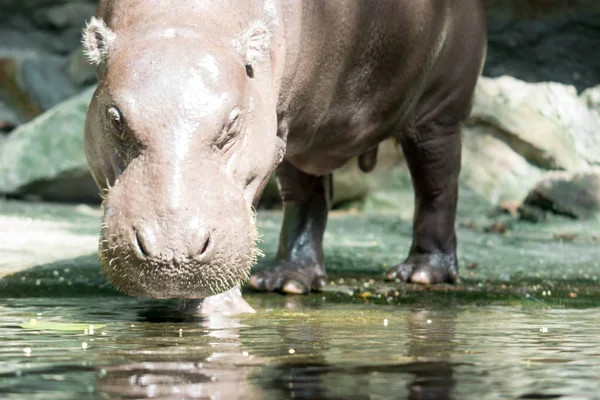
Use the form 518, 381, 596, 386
82, 0, 487, 312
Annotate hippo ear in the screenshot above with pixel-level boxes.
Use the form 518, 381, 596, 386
235, 21, 271, 77
82, 17, 116, 66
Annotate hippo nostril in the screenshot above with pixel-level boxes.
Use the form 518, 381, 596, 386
199, 235, 210, 256
190, 231, 212, 260
134, 228, 151, 258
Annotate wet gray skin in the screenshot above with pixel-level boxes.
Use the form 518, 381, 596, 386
1, 296, 600, 400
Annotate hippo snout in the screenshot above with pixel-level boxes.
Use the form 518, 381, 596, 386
131, 221, 212, 262
97, 165, 259, 300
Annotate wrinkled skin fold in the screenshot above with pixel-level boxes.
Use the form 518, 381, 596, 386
83, 0, 487, 309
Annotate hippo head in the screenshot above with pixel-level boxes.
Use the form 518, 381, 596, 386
82, 18, 283, 298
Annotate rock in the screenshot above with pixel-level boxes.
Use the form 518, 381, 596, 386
0, 100, 22, 132
32, 3, 97, 30
21, 52, 81, 110
0, 0, 97, 127
0, 56, 44, 122
498, 200, 522, 217
463, 76, 600, 215
1, 1, 96, 56
471, 76, 600, 171
461, 123, 543, 204
518, 204, 547, 223
581, 85, 600, 114
329, 161, 372, 206
0, 51, 82, 119
523, 170, 600, 219
0, 86, 100, 203
67, 45, 97, 86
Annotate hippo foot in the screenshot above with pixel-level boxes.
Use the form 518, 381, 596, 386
247, 261, 327, 294
384, 253, 458, 285
178, 287, 256, 316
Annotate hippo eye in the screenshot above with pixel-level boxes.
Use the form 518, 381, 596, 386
107, 106, 124, 133
218, 108, 242, 152
226, 107, 241, 133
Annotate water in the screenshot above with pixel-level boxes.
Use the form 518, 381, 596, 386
1, 295, 599, 400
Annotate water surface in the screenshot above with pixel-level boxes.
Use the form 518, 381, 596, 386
1, 295, 599, 399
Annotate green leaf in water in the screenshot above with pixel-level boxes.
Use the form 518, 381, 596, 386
20, 318, 106, 332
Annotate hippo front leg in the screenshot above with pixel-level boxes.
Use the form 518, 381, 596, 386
385, 123, 461, 285
248, 161, 331, 294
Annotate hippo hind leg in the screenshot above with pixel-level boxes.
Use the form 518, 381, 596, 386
385, 119, 462, 285
248, 161, 331, 294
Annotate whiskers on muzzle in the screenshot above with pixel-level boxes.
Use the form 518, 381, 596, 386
247, 206, 264, 265
98, 207, 262, 299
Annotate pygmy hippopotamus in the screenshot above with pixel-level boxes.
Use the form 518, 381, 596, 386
82, 0, 487, 312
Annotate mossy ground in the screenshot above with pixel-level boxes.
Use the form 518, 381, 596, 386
0, 198, 598, 309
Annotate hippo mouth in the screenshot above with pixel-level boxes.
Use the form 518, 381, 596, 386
98, 205, 261, 299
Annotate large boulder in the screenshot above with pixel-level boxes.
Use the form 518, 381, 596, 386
0, 1, 97, 126
581, 84, 600, 115
0, 86, 99, 203
459, 75, 600, 210
461, 123, 543, 205
0, 99, 21, 132
1, 51, 81, 112
522, 170, 600, 220
471, 76, 600, 171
